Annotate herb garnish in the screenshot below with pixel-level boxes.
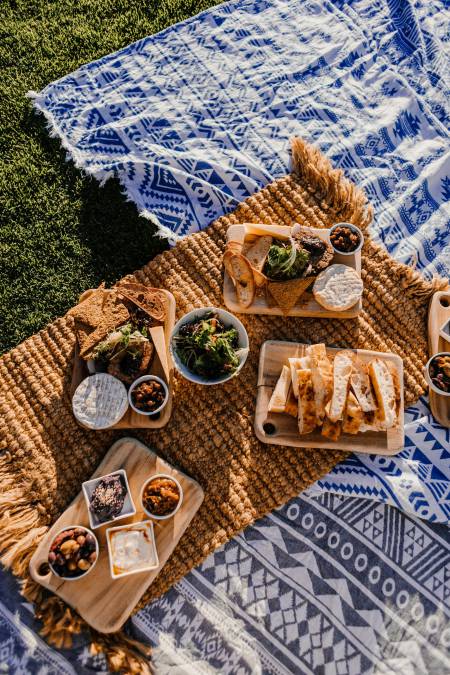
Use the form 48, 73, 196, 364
173, 311, 240, 378
263, 239, 310, 281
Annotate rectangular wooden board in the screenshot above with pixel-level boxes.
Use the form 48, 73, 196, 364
29, 437, 204, 633
70, 289, 175, 429
255, 340, 404, 455
223, 224, 362, 318
427, 289, 450, 428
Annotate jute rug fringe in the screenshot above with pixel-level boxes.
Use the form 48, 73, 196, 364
1, 137, 447, 672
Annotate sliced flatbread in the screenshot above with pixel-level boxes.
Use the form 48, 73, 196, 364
78, 295, 130, 359
368, 359, 397, 429
284, 387, 298, 418
321, 417, 342, 441
223, 252, 255, 308
268, 365, 291, 413
313, 264, 363, 312
350, 361, 376, 412
297, 369, 316, 434
342, 391, 363, 434
306, 343, 333, 423
69, 287, 109, 328
387, 361, 402, 420
289, 356, 310, 398
116, 283, 167, 322
267, 277, 314, 314
326, 351, 354, 422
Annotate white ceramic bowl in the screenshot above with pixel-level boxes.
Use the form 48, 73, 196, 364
82, 470, 136, 530
329, 222, 364, 256
128, 375, 169, 416
141, 473, 184, 521
425, 352, 450, 397
170, 307, 249, 385
106, 520, 159, 579
47, 524, 99, 581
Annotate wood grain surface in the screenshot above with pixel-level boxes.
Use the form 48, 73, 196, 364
255, 340, 404, 454
29, 437, 204, 633
223, 224, 362, 318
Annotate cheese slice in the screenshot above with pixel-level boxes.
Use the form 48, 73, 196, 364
289, 356, 310, 398
244, 223, 292, 239
268, 365, 291, 413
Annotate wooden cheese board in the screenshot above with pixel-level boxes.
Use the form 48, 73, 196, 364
223, 223, 362, 318
427, 289, 450, 428
29, 437, 204, 633
254, 340, 404, 455
70, 288, 176, 429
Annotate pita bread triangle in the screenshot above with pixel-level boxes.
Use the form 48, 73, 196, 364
267, 277, 315, 314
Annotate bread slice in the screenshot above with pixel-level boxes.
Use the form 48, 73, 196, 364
289, 356, 310, 398
342, 391, 363, 434
223, 252, 255, 308
268, 365, 291, 413
326, 351, 353, 422
321, 417, 342, 441
245, 236, 272, 272
387, 361, 402, 420
284, 387, 298, 418
267, 277, 314, 314
350, 361, 376, 412
368, 359, 397, 429
306, 343, 333, 423
297, 369, 316, 434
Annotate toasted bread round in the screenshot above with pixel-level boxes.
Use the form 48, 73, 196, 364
223, 252, 255, 308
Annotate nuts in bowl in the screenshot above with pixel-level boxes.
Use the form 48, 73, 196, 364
329, 223, 363, 255
425, 353, 450, 395
47, 525, 98, 580
128, 375, 169, 416
141, 474, 183, 520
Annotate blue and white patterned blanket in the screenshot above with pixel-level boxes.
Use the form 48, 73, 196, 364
2, 0, 449, 672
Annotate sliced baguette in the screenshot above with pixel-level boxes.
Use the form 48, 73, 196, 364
289, 356, 310, 398
350, 361, 377, 412
284, 387, 298, 418
244, 236, 272, 272
306, 343, 333, 423
326, 351, 354, 422
297, 369, 316, 434
268, 365, 291, 413
342, 391, 363, 434
223, 252, 255, 308
368, 359, 397, 429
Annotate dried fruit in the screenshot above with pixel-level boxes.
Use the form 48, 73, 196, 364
77, 558, 90, 571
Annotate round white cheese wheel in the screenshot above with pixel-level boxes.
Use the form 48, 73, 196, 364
72, 374, 128, 430
313, 264, 363, 311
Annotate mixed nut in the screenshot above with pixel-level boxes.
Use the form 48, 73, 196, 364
142, 476, 181, 517
330, 225, 361, 253
48, 527, 97, 579
428, 354, 450, 393
131, 379, 166, 413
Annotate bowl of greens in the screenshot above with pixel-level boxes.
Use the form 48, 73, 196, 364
170, 308, 249, 385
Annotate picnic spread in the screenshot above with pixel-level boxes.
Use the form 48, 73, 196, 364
2, 0, 450, 672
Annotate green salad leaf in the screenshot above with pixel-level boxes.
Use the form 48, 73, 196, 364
263, 240, 310, 280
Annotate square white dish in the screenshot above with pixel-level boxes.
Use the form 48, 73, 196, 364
82, 470, 136, 530
106, 520, 159, 579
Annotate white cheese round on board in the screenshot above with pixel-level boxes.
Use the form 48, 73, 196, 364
72, 374, 128, 430
313, 264, 363, 311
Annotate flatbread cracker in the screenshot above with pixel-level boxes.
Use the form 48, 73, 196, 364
267, 277, 315, 314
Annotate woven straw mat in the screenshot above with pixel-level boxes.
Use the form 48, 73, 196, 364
1, 138, 446, 621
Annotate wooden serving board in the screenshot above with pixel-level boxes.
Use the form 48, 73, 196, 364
255, 340, 404, 455
70, 289, 175, 429
223, 224, 362, 318
29, 438, 204, 634
427, 289, 450, 427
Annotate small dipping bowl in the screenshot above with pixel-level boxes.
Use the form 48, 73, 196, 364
424, 352, 450, 397
329, 222, 364, 256
47, 524, 99, 581
128, 375, 169, 416
141, 473, 184, 521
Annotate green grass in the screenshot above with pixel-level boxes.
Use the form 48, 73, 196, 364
0, 0, 220, 354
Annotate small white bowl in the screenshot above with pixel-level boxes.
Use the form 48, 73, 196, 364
329, 222, 364, 256
82, 470, 136, 530
425, 352, 450, 397
106, 520, 159, 579
141, 473, 184, 521
47, 524, 99, 581
128, 375, 169, 416
170, 307, 249, 385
